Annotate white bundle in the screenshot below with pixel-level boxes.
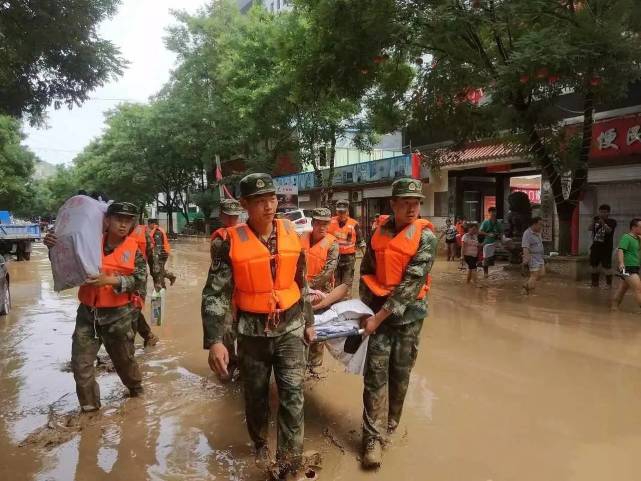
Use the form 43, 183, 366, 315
50, 195, 107, 292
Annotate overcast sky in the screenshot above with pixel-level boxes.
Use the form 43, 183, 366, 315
23, 0, 206, 165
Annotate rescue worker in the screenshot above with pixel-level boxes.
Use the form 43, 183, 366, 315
148, 218, 176, 288
130, 222, 162, 347
209, 198, 245, 378
45, 202, 147, 411
210, 198, 244, 240
300, 207, 339, 369
359, 178, 437, 469
202, 173, 316, 479
328, 199, 365, 293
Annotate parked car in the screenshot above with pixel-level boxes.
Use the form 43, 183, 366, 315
0, 254, 10, 316
281, 209, 314, 235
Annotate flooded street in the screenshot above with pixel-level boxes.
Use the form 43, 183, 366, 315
2, 240, 641, 481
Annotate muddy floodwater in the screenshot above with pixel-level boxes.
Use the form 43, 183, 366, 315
1, 241, 641, 481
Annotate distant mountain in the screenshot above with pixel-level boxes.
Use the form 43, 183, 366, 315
33, 160, 57, 180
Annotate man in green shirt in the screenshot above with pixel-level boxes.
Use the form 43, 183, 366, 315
611, 218, 641, 310
479, 207, 503, 278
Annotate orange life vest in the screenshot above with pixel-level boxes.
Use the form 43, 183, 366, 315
211, 227, 227, 241
131, 225, 149, 260
362, 217, 433, 300
228, 219, 301, 314
78, 236, 138, 308
328, 216, 358, 255
150, 225, 171, 254
300, 232, 337, 281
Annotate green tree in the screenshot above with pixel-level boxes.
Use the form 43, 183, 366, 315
0, 115, 37, 211
297, 0, 641, 253
0, 0, 125, 122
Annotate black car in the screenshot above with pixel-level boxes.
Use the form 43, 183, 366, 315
0, 254, 10, 315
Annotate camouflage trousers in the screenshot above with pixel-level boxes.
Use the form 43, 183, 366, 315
136, 311, 153, 341
307, 341, 324, 368
362, 318, 424, 444
336, 253, 356, 291
71, 304, 142, 409
238, 332, 306, 468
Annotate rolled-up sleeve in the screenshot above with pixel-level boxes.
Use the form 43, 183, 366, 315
115, 250, 147, 294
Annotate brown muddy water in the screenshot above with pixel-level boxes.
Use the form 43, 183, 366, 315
1, 241, 641, 481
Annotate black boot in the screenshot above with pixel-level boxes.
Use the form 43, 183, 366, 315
606, 275, 613, 287
591, 273, 600, 287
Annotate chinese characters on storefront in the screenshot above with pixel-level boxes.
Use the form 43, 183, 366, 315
592, 115, 641, 157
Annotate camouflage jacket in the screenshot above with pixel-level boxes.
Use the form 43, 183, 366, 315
359, 215, 437, 326
151, 227, 169, 258
142, 229, 161, 296
308, 240, 339, 294
201, 221, 314, 349
87, 243, 147, 325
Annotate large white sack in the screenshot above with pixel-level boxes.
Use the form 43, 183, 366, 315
50, 195, 107, 292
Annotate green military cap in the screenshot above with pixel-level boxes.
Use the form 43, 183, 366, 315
107, 201, 138, 217
220, 198, 244, 215
239, 173, 276, 198
335, 199, 350, 211
391, 178, 424, 198
311, 207, 332, 221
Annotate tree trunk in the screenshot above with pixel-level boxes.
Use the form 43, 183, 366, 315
165, 191, 174, 235
326, 132, 337, 203
557, 201, 574, 256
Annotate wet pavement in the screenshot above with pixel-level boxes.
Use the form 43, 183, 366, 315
1, 241, 641, 481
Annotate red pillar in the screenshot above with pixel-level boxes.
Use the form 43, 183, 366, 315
571, 203, 580, 255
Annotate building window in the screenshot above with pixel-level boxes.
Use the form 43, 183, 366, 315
434, 191, 449, 217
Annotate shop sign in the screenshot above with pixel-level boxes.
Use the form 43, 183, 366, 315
591, 114, 641, 158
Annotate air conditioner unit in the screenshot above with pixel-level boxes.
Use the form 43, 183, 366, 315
351, 191, 362, 202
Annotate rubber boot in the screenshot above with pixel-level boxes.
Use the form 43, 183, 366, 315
591, 273, 600, 288
606, 275, 613, 288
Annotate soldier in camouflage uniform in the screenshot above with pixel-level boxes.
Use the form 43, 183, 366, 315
46, 202, 147, 411
202, 174, 316, 478
131, 223, 162, 347
148, 218, 176, 288
328, 199, 365, 294
301, 207, 339, 369
358, 178, 437, 469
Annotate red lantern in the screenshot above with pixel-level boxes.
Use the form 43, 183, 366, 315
373, 55, 384, 64
536, 68, 549, 79
360, 68, 369, 75
590, 76, 601, 87
519, 74, 529, 84
472, 0, 481, 8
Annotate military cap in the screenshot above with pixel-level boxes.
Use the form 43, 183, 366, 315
220, 198, 244, 215
107, 202, 138, 217
391, 178, 424, 198
335, 199, 350, 211
239, 173, 276, 198
310, 207, 332, 222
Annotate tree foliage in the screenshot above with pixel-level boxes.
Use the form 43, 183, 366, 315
0, 115, 37, 211
0, 0, 125, 122
297, 0, 641, 253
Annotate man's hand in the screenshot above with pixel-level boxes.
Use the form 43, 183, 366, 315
361, 315, 381, 336
43, 233, 57, 249
85, 272, 119, 287
304, 326, 316, 344
208, 342, 230, 381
